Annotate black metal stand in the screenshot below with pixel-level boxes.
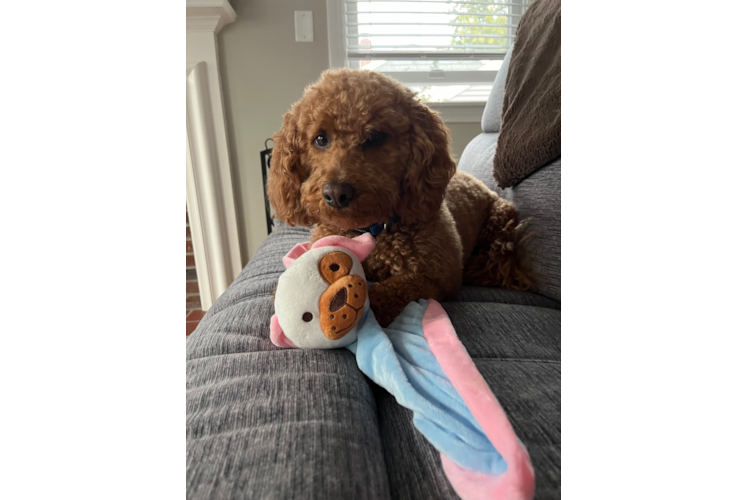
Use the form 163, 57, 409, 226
260, 139, 274, 235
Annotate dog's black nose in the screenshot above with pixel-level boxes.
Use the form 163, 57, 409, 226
323, 182, 356, 209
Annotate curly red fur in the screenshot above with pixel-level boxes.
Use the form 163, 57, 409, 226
268, 69, 535, 326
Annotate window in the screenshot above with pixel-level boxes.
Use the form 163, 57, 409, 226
327, 0, 534, 115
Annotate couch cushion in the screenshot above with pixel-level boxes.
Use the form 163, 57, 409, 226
443, 302, 560, 361
373, 357, 560, 500
481, 45, 513, 134
187, 351, 391, 500
459, 135, 561, 303
372, 301, 560, 500
187, 222, 392, 500
458, 132, 503, 191
187, 221, 560, 499
454, 285, 559, 309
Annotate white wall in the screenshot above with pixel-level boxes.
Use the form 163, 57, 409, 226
218, 0, 483, 264
449, 122, 484, 163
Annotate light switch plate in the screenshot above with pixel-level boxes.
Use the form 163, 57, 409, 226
294, 11, 313, 42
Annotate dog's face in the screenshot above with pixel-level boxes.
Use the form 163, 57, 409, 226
268, 69, 456, 230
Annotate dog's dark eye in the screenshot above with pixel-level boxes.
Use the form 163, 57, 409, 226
302, 312, 313, 322
363, 130, 388, 150
313, 133, 330, 149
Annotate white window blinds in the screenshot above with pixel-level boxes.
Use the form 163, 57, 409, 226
328, 0, 535, 103
343, 0, 534, 62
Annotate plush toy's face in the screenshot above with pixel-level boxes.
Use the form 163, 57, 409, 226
271, 234, 375, 349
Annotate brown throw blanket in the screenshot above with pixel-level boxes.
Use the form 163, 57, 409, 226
493, 0, 561, 188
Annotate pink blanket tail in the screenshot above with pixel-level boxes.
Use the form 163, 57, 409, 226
422, 299, 535, 500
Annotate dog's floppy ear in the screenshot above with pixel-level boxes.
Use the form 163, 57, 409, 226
267, 109, 314, 227
398, 103, 456, 224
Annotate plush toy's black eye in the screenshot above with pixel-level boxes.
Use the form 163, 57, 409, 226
363, 130, 388, 150
302, 312, 313, 322
313, 132, 330, 149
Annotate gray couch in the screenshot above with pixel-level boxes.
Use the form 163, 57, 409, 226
187, 49, 561, 499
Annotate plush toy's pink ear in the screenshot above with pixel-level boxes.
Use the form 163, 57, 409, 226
270, 314, 297, 349
311, 233, 376, 262
282, 242, 311, 269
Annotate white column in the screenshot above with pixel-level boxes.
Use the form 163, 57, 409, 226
186, 0, 241, 310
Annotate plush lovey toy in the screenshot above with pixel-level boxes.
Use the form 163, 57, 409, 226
270, 234, 535, 500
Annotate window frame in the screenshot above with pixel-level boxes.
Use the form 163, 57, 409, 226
326, 0, 516, 122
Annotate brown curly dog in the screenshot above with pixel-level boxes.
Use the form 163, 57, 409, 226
268, 69, 535, 326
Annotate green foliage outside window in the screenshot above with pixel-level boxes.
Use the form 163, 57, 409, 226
450, 2, 510, 50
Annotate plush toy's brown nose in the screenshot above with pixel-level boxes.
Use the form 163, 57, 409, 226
319, 275, 368, 340
323, 182, 356, 209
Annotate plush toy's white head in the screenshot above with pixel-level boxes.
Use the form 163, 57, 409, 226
270, 234, 376, 349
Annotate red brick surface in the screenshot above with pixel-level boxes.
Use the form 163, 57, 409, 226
186, 210, 203, 337
186, 295, 201, 310
187, 310, 206, 322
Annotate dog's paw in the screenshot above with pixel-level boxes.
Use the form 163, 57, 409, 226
368, 284, 398, 327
